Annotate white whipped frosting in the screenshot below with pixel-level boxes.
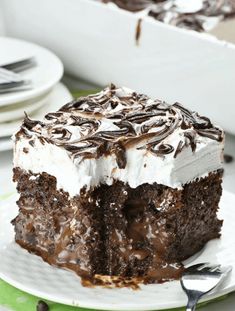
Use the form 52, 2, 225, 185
14, 126, 224, 197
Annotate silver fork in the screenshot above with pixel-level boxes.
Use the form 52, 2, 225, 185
0, 58, 35, 93
0, 67, 32, 93
1, 57, 36, 72
0, 67, 24, 83
180, 263, 232, 311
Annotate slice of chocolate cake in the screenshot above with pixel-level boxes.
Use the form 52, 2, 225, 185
12, 85, 224, 285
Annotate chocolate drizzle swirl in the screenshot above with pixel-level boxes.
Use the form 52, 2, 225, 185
149, 143, 174, 157
196, 128, 223, 142
51, 128, 72, 141
23, 113, 44, 131
18, 85, 224, 168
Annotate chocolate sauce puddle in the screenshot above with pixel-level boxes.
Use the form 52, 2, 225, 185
81, 261, 184, 289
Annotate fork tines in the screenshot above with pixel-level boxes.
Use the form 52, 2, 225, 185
1, 57, 36, 73
0, 68, 32, 93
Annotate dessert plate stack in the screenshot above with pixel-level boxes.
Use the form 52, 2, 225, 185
0, 37, 72, 152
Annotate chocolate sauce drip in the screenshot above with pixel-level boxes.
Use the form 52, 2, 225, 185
135, 18, 142, 45
184, 131, 197, 153
174, 140, 185, 158
174, 130, 197, 157
18, 85, 223, 163
112, 142, 127, 168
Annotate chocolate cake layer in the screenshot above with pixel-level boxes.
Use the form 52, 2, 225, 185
12, 167, 223, 284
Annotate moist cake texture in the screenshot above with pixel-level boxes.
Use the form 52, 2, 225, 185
13, 84, 224, 285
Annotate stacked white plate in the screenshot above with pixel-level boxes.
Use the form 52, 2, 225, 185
0, 37, 72, 152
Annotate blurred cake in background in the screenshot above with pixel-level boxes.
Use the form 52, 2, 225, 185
210, 16, 235, 43
103, 0, 235, 42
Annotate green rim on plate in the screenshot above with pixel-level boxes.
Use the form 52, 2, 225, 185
71, 89, 101, 99
0, 278, 230, 311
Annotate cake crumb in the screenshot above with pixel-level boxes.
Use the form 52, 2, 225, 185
224, 154, 234, 163
36, 300, 49, 311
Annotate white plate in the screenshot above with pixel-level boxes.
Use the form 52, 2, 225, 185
0, 137, 13, 152
0, 37, 63, 106
0, 91, 50, 123
0, 190, 234, 311
0, 82, 72, 148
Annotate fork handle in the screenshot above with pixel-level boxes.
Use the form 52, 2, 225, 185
186, 296, 199, 311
